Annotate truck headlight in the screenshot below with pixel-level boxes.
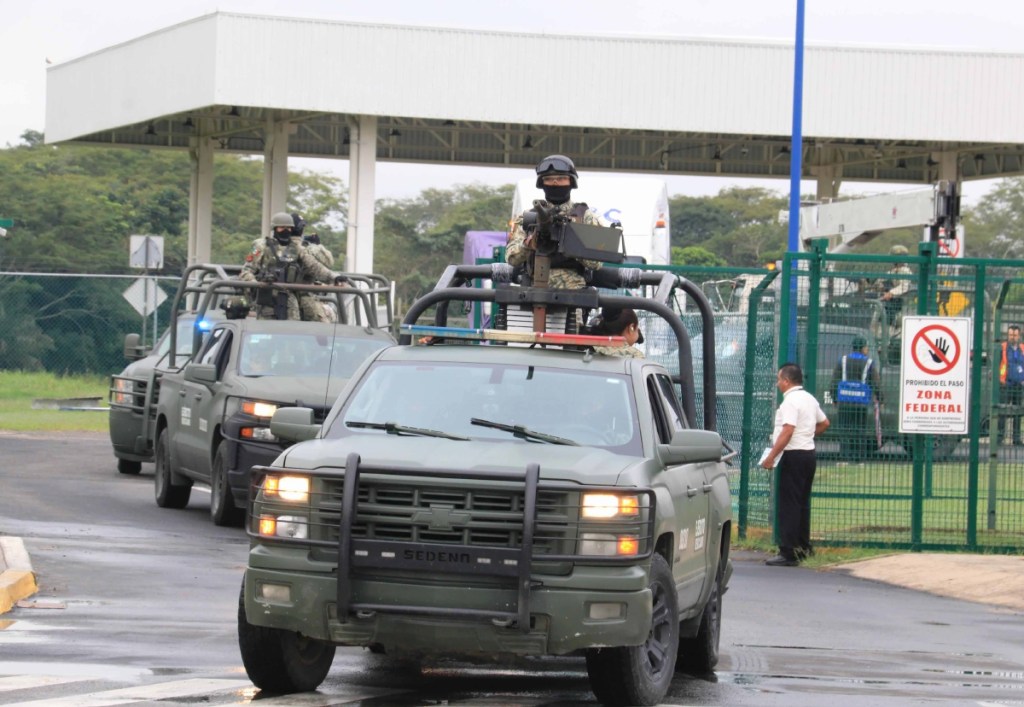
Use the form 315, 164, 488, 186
258, 515, 308, 539
579, 533, 640, 556
241, 427, 278, 443
581, 493, 640, 519
242, 400, 279, 418
263, 474, 310, 503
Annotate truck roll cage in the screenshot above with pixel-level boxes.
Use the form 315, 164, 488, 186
398, 264, 717, 432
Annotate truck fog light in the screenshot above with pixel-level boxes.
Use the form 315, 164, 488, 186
588, 602, 625, 620
258, 583, 291, 603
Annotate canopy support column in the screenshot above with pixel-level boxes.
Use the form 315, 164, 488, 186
347, 114, 377, 274
187, 133, 214, 265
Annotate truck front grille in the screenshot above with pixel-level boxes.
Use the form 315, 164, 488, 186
315, 478, 573, 554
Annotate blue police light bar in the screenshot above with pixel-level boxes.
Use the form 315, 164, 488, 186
401, 324, 626, 348
197, 319, 213, 331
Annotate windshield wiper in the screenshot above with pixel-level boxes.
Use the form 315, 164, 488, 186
346, 420, 468, 441
470, 417, 579, 446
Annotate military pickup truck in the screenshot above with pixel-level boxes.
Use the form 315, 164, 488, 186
109, 264, 240, 475
237, 263, 733, 706
141, 271, 394, 526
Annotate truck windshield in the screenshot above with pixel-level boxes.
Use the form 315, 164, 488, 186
239, 333, 387, 378
329, 361, 642, 454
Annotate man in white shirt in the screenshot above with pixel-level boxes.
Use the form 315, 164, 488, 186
760, 363, 830, 566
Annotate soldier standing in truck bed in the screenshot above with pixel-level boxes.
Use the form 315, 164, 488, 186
506, 154, 603, 290
240, 212, 341, 320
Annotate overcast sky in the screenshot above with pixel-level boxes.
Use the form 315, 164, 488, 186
3, 0, 1023, 203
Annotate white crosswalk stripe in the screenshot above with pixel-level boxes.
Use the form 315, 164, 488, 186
0, 673, 419, 706
1, 677, 251, 706
0, 676, 90, 693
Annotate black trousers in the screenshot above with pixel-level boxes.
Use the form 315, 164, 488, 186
777, 449, 817, 560
999, 384, 1023, 443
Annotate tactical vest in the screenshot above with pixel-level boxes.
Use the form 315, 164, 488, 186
269, 238, 303, 284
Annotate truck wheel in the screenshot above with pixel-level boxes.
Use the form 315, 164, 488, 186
117, 459, 142, 475
154, 429, 192, 509
585, 553, 678, 706
677, 553, 723, 674
901, 434, 960, 462
210, 446, 244, 527
237, 578, 335, 693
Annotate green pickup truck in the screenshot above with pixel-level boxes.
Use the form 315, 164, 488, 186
112, 267, 395, 526
108, 264, 238, 475
237, 264, 733, 706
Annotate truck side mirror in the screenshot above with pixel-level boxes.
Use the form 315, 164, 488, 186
183, 362, 218, 386
270, 407, 320, 442
658, 429, 723, 465
123, 333, 146, 361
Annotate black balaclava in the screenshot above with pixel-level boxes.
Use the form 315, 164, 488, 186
273, 227, 292, 245
542, 184, 572, 205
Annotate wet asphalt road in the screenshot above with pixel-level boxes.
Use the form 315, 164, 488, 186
1, 430, 1023, 705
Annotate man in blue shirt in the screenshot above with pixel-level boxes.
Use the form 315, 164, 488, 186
999, 325, 1024, 445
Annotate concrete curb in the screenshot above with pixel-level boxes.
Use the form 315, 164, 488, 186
0, 537, 37, 614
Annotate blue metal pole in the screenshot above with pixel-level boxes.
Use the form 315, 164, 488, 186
788, 0, 805, 252
785, 0, 806, 363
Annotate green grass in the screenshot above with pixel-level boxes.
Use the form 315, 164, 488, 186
732, 525, 896, 568
0, 370, 109, 433
734, 458, 1024, 553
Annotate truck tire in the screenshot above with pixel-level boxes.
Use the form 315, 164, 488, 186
237, 579, 335, 693
210, 445, 244, 527
677, 550, 723, 674
901, 433, 960, 462
154, 429, 192, 509
585, 553, 678, 706
117, 459, 142, 475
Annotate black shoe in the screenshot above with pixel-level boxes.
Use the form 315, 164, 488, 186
765, 555, 799, 567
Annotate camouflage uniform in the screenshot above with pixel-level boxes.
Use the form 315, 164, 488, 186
506, 202, 602, 289
593, 344, 645, 359
240, 236, 336, 321
298, 240, 336, 323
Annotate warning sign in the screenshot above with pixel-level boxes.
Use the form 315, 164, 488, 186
899, 317, 971, 434
936, 223, 965, 259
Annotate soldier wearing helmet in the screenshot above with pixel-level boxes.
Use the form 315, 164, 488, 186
291, 212, 337, 323
240, 211, 340, 320
879, 243, 913, 335
881, 244, 912, 301
506, 154, 602, 289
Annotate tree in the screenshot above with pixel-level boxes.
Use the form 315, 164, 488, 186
670, 187, 788, 265
671, 245, 725, 268
669, 196, 736, 249
0, 138, 348, 374
962, 178, 1024, 260
374, 183, 513, 307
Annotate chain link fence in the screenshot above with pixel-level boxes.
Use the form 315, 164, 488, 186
0, 271, 178, 376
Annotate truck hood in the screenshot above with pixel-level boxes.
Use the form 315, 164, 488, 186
239, 375, 347, 408
278, 436, 641, 486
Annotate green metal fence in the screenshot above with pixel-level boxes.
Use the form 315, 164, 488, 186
754, 244, 1024, 552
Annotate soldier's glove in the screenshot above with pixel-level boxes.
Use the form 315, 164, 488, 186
334, 274, 349, 286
